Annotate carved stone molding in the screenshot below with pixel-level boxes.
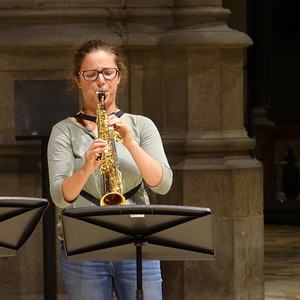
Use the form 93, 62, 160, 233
0, 6, 251, 50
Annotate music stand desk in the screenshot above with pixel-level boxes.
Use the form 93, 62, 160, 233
0, 197, 49, 257
62, 205, 214, 300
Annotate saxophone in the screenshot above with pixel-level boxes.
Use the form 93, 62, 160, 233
96, 91, 126, 206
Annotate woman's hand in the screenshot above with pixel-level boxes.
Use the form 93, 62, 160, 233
62, 138, 107, 202
83, 139, 107, 175
107, 115, 163, 187
107, 115, 134, 147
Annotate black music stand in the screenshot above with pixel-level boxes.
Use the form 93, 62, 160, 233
0, 197, 49, 257
62, 205, 214, 300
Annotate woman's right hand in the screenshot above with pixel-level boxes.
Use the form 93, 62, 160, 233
62, 138, 107, 202
83, 139, 107, 175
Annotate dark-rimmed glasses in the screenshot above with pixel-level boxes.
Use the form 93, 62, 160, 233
79, 68, 120, 81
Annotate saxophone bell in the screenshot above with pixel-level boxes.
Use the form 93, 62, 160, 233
100, 192, 126, 206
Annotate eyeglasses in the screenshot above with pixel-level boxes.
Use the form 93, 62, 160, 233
79, 68, 120, 81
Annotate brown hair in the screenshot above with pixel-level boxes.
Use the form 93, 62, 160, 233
72, 39, 128, 86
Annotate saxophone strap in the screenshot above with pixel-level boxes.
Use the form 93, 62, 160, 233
72, 110, 124, 122
80, 182, 143, 206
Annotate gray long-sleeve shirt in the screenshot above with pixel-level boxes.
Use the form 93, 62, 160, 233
48, 112, 173, 210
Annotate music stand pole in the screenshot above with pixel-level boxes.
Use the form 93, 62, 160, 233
135, 236, 143, 300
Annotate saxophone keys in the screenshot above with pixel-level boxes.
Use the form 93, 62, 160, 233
96, 153, 103, 162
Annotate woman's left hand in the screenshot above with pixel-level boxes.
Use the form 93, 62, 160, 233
107, 115, 134, 147
108, 114, 163, 187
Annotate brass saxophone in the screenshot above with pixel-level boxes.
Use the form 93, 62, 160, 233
96, 91, 126, 206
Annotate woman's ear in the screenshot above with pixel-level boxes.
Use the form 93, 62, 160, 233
74, 76, 81, 89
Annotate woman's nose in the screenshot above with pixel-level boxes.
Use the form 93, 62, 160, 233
96, 72, 106, 85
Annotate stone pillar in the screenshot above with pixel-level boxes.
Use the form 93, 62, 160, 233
0, 1, 263, 299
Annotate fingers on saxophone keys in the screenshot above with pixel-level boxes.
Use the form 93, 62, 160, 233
94, 139, 107, 149
92, 141, 106, 160
108, 116, 119, 128
94, 147, 103, 160
96, 151, 103, 161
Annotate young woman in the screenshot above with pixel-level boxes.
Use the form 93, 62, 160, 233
47, 39, 173, 300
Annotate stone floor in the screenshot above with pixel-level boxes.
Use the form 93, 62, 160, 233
264, 224, 300, 300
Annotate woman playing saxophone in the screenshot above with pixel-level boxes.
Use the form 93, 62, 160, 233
47, 39, 172, 300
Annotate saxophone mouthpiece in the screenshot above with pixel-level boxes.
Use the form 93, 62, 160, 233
96, 91, 106, 101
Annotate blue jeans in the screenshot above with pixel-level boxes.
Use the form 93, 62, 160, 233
60, 247, 162, 300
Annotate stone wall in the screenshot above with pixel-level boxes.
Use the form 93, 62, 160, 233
0, 1, 264, 299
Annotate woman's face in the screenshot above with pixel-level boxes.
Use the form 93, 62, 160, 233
75, 49, 120, 112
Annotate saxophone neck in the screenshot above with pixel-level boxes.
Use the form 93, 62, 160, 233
96, 91, 105, 112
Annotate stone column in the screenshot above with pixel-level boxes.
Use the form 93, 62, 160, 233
0, 1, 263, 299
123, 2, 263, 298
